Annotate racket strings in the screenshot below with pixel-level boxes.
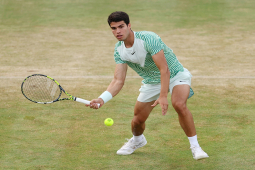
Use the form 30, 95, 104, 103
22, 76, 61, 102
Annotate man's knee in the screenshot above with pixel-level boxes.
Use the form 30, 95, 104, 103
132, 115, 146, 125
132, 108, 148, 125
172, 101, 187, 115
132, 102, 153, 125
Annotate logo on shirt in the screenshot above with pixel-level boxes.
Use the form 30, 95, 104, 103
131, 51, 136, 55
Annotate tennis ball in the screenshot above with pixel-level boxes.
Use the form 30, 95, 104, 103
104, 118, 114, 126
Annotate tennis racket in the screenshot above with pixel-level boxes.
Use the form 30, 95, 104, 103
21, 74, 99, 107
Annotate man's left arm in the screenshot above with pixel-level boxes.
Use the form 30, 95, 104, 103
151, 50, 170, 115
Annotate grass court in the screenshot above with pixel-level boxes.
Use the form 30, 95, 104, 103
0, 0, 255, 169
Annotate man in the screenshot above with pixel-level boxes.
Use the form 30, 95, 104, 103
87, 11, 209, 160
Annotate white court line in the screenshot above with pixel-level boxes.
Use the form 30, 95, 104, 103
0, 76, 255, 79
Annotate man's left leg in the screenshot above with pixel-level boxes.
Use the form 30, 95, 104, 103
171, 84, 209, 160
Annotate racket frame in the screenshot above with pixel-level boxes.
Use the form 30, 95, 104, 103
21, 74, 90, 105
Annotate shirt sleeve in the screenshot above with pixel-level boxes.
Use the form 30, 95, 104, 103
114, 46, 126, 64
143, 32, 163, 56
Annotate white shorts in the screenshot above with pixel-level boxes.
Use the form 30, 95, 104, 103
137, 68, 194, 102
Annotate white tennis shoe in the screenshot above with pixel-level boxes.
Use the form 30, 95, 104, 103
117, 136, 147, 155
190, 146, 209, 160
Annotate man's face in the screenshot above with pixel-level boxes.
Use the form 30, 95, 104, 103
110, 21, 131, 41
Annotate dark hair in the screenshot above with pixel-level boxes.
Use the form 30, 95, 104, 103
107, 11, 130, 26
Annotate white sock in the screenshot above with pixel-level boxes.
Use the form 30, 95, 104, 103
188, 135, 200, 148
133, 134, 144, 143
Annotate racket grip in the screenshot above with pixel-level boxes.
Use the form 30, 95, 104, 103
75, 97, 100, 108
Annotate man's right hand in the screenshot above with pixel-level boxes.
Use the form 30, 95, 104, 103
86, 98, 104, 109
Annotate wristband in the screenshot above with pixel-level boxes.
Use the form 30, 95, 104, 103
99, 91, 112, 104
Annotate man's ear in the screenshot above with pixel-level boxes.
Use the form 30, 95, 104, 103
128, 23, 131, 29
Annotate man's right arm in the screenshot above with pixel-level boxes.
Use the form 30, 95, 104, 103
87, 63, 128, 109
106, 63, 127, 97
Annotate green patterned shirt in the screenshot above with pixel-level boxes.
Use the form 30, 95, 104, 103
114, 31, 184, 84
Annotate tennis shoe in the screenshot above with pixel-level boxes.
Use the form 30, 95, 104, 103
117, 136, 147, 155
190, 146, 209, 160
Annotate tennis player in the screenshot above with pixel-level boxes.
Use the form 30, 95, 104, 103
87, 11, 209, 160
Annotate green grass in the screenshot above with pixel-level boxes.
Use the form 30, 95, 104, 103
1, 0, 255, 169
1, 0, 255, 31
1, 79, 255, 169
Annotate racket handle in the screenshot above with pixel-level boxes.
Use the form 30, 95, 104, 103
75, 97, 100, 108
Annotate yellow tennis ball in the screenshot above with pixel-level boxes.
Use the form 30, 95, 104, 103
104, 118, 114, 126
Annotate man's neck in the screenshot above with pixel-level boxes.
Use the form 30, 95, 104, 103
124, 30, 134, 48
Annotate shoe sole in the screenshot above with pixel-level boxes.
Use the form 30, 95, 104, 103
194, 155, 209, 160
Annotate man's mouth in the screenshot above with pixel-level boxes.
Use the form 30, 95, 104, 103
117, 35, 122, 39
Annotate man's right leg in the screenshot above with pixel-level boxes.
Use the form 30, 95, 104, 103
117, 100, 155, 155
131, 100, 155, 136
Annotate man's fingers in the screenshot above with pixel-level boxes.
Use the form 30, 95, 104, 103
85, 102, 98, 109
151, 100, 168, 115
151, 101, 158, 107
90, 103, 97, 109
85, 99, 102, 109
161, 104, 168, 115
